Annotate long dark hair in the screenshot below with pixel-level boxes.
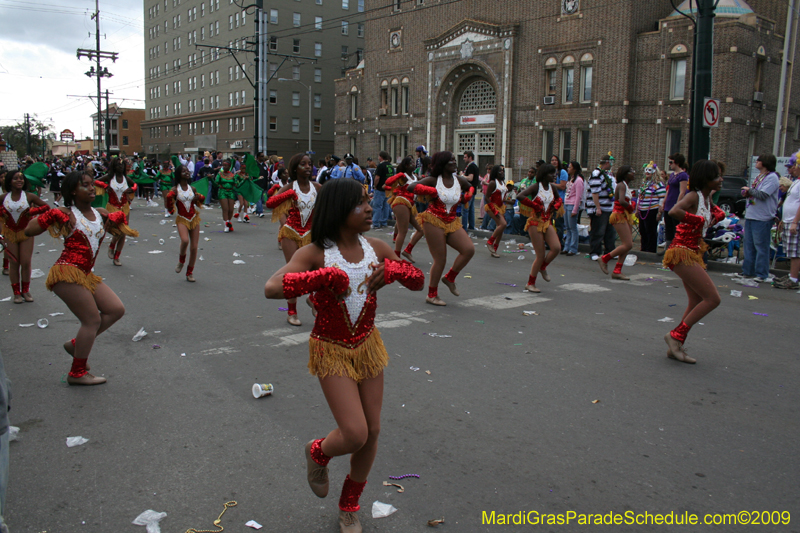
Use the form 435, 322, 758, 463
61, 171, 90, 207
3, 171, 27, 192
397, 156, 414, 175
616, 165, 634, 183
429, 151, 454, 177
311, 178, 363, 249
288, 152, 310, 181
550, 155, 562, 171
688, 160, 719, 192
568, 161, 583, 182
109, 157, 125, 177
489, 165, 504, 182
536, 163, 556, 184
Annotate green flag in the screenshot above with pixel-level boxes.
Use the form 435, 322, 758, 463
241, 154, 261, 178
234, 179, 265, 204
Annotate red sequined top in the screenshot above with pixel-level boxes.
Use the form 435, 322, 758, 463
165, 187, 205, 221
105, 178, 131, 209
669, 203, 725, 252
267, 182, 316, 235
38, 208, 105, 274
384, 173, 416, 203
414, 178, 468, 224
519, 194, 563, 221
0, 195, 49, 234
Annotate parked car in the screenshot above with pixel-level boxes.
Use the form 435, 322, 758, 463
716, 176, 748, 217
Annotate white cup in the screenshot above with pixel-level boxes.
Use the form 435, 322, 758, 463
252, 383, 274, 399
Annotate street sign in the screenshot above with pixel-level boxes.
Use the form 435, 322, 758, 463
703, 98, 720, 128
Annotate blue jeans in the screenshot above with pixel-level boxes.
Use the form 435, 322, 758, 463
741, 219, 772, 279
564, 204, 579, 253
512, 214, 528, 235
461, 195, 476, 230
371, 190, 390, 227
205, 181, 213, 205
255, 192, 264, 215
504, 208, 514, 234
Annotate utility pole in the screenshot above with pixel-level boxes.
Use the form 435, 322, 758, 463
255, 0, 266, 155
25, 113, 31, 156
77, 0, 117, 157
688, 0, 716, 165
105, 90, 111, 151
774, 0, 797, 155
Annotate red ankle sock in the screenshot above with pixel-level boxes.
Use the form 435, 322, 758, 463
11, 283, 20, 295
444, 269, 458, 283
613, 263, 623, 274
179, 254, 186, 264
309, 438, 331, 466
404, 243, 414, 254
21, 282, 29, 293
487, 236, 495, 246
428, 286, 438, 299
109, 243, 115, 251
114, 251, 121, 260
394, 248, 402, 257
670, 321, 691, 343
288, 302, 298, 315
186, 266, 194, 276
2, 258, 7, 269
601, 253, 611, 264
338, 475, 367, 512
542, 261, 549, 271
528, 274, 537, 286
69, 358, 89, 378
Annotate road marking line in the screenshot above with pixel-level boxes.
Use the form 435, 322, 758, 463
558, 283, 611, 293
459, 292, 551, 309
197, 346, 241, 355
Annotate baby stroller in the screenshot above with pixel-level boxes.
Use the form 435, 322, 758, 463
704, 214, 743, 263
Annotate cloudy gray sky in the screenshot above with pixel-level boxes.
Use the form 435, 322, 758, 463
0, 0, 145, 143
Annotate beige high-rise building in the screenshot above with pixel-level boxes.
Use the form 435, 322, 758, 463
142, 0, 365, 161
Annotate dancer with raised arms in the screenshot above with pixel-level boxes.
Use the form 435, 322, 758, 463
165, 165, 205, 282
384, 155, 424, 262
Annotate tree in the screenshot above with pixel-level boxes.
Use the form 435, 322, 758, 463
0, 116, 54, 159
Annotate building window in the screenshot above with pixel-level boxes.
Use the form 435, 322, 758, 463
458, 80, 496, 112
315, 16, 322, 30
578, 129, 590, 167
350, 91, 357, 120
667, 128, 682, 161
342, 0, 348, 8
122, 136, 129, 146
270, 36, 277, 52
292, 65, 300, 80
390, 84, 399, 116
580, 66, 592, 102
316, 0, 322, 4
542, 130, 554, 161
229, 14, 233, 30
314, 119, 321, 134
342, 45, 348, 59
314, 68, 322, 83
358, 0, 364, 11
292, 91, 300, 107
314, 93, 321, 108
546, 69, 557, 97
229, 118, 233, 132
560, 130, 572, 163
401, 83, 409, 115
269, 90, 277, 104
293, 39, 300, 54
235, 117, 239, 132
357, 23, 364, 38
269, 116, 277, 131
315, 42, 322, 57
380, 83, 388, 111
341, 21, 349, 35
122, 119, 129, 129
562, 67, 574, 103
671, 59, 687, 100
270, 63, 278, 77
292, 117, 300, 133
270, 9, 278, 24
350, 137, 357, 156
293, 12, 301, 26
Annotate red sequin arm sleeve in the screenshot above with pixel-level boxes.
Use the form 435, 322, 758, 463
412, 184, 438, 197
94, 180, 108, 190
552, 197, 563, 212
681, 212, 704, 226
37, 208, 70, 228
267, 184, 281, 197
266, 189, 298, 208
518, 196, 544, 215
29, 205, 51, 216
107, 210, 129, 226
194, 193, 206, 205
383, 259, 424, 291
165, 191, 176, 214
384, 173, 403, 190
282, 267, 350, 299
461, 186, 475, 205
711, 204, 725, 224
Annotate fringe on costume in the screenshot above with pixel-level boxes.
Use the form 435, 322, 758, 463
47, 223, 70, 239
105, 203, 131, 217
46, 264, 103, 293
308, 327, 389, 383
279, 224, 312, 247
662, 245, 707, 271
94, 185, 107, 197
176, 215, 201, 230
486, 203, 506, 217
417, 211, 462, 235
390, 196, 418, 217
524, 214, 553, 234
609, 211, 637, 226
271, 200, 293, 223
518, 204, 533, 217
1, 226, 27, 244
108, 223, 139, 238
556, 205, 565, 218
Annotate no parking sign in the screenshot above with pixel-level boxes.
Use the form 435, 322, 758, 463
703, 98, 720, 128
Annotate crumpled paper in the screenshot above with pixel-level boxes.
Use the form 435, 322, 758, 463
132, 510, 167, 533
66, 436, 88, 447
372, 501, 398, 519
245, 520, 263, 529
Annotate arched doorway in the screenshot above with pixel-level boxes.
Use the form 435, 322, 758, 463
454, 78, 497, 171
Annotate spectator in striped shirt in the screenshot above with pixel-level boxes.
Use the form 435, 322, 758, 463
586, 154, 617, 259
637, 162, 667, 252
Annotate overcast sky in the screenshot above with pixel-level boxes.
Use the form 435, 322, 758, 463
0, 0, 145, 142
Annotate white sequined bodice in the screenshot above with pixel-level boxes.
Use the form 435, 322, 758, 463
110, 176, 127, 200
404, 173, 417, 184
436, 176, 461, 213
70, 206, 104, 255
696, 190, 712, 234
294, 181, 316, 227
622, 181, 632, 201
3, 193, 28, 223
538, 184, 554, 212
324, 235, 378, 325
177, 185, 195, 212
495, 179, 507, 200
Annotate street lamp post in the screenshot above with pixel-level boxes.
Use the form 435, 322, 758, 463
278, 78, 312, 155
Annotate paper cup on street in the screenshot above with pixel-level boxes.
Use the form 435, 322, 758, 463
252, 383, 274, 398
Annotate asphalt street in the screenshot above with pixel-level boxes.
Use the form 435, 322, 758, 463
1, 197, 798, 532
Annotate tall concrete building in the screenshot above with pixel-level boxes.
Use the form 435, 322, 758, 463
335, 0, 800, 177
142, 0, 365, 160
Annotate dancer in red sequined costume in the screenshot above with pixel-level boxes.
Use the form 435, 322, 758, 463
265, 179, 424, 533
25, 171, 138, 385
384, 156, 424, 262
483, 164, 509, 258
662, 160, 725, 364
266, 153, 322, 326
165, 165, 205, 282
598, 166, 637, 280
0, 170, 50, 303
96, 157, 136, 267
266, 167, 289, 250
407, 151, 475, 306
517, 164, 564, 293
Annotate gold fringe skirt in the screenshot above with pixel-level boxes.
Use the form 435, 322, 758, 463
46, 264, 103, 293
485, 203, 506, 217
106, 203, 130, 218
663, 243, 708, 271
391, 196, 418, 217
1, 226, 27, 244
108, 223, 139, 238
271, 200, 292, 223
417, 211, 462, 235
524, 214, 553, 234
610, 211, 637, 226
309, 327, 388, 383
279, 224, 312, 247
176, 214, 201, 230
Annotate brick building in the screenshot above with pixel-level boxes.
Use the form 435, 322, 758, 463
335, 0, 800, 178
141, 0, 365, 160
91, 104, 146, 156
